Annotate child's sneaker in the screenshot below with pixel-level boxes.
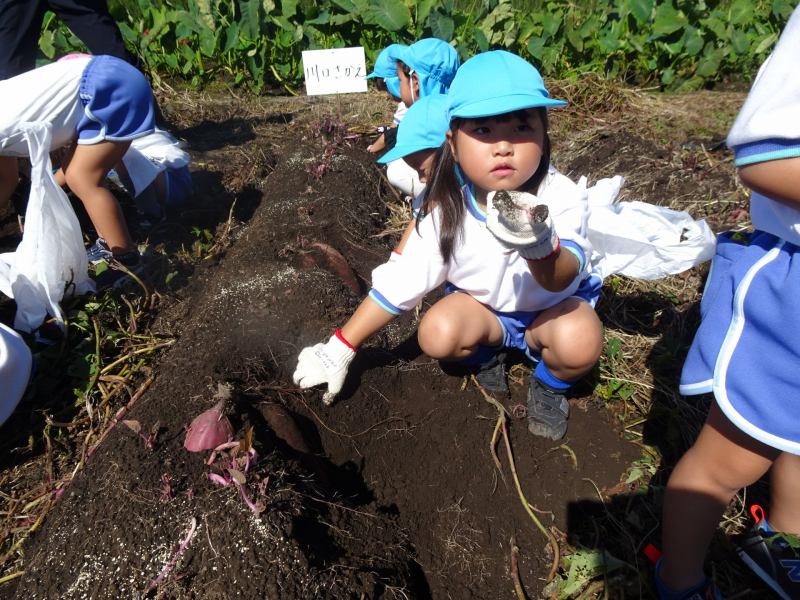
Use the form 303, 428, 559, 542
472, 352, 508, 394
94, 252, 147, 291
86, 237, 113, 264
736, 516, 800, 600
655, 559, 726, 600
527, 377, 569, 440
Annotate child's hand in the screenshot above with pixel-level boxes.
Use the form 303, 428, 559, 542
486, 190, 559, 260
292, 331, 356, 405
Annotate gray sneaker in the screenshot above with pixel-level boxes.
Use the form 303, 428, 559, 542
86, 237, 113, 264
94, 253, 147, 291
527, 377, 569, 440
472, 352, 508, 394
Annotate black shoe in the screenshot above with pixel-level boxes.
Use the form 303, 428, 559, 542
471, 352, 508, 394
655, 559, 726, 600
527, 377, 569, 440
737, 517, 800, 600
86, 237, 113, 264
94, 253, 147, 291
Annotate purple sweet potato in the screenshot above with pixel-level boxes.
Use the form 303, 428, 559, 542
185, 397, 234, 452
257, 402, 312, 455
257, 402, 330, 486
312, 243, 360, 296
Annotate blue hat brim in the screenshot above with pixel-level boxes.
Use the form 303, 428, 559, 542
377, 142, 440, 164
449, 94, 567, 119
365, 72, 379, 79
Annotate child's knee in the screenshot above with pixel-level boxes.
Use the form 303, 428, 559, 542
418, 313, 460, 358
64, 168, 92, 196
547, 307, 603, 368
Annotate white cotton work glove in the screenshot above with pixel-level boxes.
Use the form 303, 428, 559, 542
486, 190, 560, 260
293, 330, 356, 405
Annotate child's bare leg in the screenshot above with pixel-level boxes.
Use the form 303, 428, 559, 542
61, 140, 133, 254
660, 402, 780, 592
54, 167, 66, 187
524, 298, 603, 380
0, 157, 20, 209
767, 452, 800, 534
417, 293, 503, 360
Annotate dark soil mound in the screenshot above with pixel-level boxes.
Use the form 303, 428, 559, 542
12, 122, 639, 600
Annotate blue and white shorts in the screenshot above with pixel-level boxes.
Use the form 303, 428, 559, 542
77, 56, 155, 145
446, 274, 602, 362
163, 165, 193, 208
680, 230, 800, 454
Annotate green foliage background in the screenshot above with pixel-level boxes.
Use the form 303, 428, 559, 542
37, 0, 798, 93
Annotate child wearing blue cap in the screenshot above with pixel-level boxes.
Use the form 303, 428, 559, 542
293, 51, 602, 443
387, 39, 460, 104
0, 55, 156, 285
377, 93, 449, 253
656, 9, 800, 600
381, 39, 460, 200
365, 44, 406, 155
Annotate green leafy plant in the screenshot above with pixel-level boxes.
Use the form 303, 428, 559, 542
38, 0, 798, 92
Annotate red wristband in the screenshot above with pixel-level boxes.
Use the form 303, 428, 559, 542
333, 329, 357, 352
523, 237, 560, 262
391, 250, 402, 256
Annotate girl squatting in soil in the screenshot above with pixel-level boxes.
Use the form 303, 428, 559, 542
294, 51, 604, 441
0, 54, 156, 286
657, 8, 800, 600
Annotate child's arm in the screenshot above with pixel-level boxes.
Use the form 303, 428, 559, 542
739, 156, 800, 210
0, 157, 19, 209
524, 247, 579, 293
369, 134, 386, 154
294, 216, 447, 404
292, 297, 396, 405
341, 297, 397, 345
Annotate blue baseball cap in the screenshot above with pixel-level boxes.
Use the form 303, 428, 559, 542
446, 51, 567, 120
378, 94, 449, 164
387, 39, 460, 96
385, 76, 401, 98
366, 44, 406, 79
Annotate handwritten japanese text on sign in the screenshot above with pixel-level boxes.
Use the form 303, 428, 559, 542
301, 47, 368, 96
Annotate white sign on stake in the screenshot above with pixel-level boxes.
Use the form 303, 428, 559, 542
301, 47, 368, 96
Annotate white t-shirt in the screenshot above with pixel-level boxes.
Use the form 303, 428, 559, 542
392, 102, 408, 124
370, 167, 592, 315
727, 7, 800, 245
0, 58, 91, 157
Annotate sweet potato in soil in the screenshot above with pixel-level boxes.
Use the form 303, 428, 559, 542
7, 109, 647, 600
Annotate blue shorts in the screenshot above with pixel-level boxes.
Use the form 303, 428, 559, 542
77, 56, 155, 145
163, 165, 193, 207
680, 231, 800, 454
445, 274, 602, 362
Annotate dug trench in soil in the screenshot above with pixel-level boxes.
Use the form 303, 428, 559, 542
12, 128, 641, 599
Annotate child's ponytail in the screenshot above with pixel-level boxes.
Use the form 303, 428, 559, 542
417, 141, 465, 263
